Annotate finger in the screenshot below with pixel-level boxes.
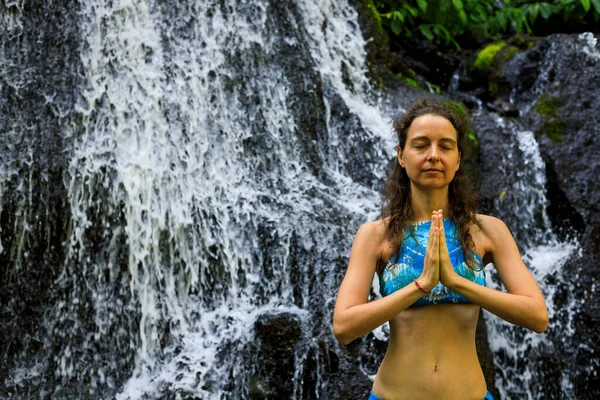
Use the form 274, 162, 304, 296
431, 218, 440, 255
439, 218, 448, 253
427, 214, 436, 241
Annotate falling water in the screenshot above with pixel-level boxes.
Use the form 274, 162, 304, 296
482, 117, 580, 399
3, 0, 394, 398
1, 1, 592, 399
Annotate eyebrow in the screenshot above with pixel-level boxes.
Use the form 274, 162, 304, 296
410, 136, 457, 145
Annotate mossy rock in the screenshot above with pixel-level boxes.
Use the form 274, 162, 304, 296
396, 72, 420, 88
479, 43, 522, 98
361, 0, 383, 34
444, 100, 468, 116
534, 94, 566, 142
507, 34, 536, 50
502, 45, 520, 62
535, 93, 564, 118
474, 41, 506, 72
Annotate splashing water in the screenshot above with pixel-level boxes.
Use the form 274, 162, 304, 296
482, 117, 580, 399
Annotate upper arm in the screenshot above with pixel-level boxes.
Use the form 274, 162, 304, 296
334, 222, 381, 314
482, 216, 544, 301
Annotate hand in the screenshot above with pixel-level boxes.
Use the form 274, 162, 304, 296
436, 210, 459, 288
417, 212, 441, 292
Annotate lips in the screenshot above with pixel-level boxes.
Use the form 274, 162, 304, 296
423, 168, 443, 172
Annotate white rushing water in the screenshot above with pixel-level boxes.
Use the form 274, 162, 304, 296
4, 1, 588, 398
11, 0, 394, 398
483, 117, 580, 399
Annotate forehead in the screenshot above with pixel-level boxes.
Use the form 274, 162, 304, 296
407, 114, 457, 141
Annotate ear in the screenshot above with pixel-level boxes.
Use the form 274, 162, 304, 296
456, 151, 461, 171
397, 147, 405, 168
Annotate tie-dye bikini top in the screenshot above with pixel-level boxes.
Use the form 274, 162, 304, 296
379, 219, 486, 307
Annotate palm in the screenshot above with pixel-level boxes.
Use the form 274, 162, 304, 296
436, 212, 456, 286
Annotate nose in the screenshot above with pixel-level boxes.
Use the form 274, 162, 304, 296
427, 145, 440, 162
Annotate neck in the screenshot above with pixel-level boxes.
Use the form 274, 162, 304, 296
409, 183, 451, 222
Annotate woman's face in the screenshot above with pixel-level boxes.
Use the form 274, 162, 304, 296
398, 114, 461, 190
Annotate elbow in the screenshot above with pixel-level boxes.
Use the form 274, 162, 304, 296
333, 319, 355, 345
532, 308, 549, 334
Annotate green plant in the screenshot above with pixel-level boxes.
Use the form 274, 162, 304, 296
374, 0, 600, 50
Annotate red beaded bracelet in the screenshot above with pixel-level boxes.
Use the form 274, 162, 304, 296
414, 279, 430, 294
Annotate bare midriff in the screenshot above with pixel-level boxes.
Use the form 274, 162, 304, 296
372, 303, 488, 400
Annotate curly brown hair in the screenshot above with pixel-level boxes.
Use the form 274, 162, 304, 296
380, 98, 481, 272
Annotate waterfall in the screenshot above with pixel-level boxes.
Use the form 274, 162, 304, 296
481, 117, 579, 399
1, 0, 591, 399
3, 0, 393, 398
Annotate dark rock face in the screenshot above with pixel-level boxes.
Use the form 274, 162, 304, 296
0, 1, 80, 395
474, 33, 600, 399
513, 35, 600, 399
251, 313, 304, 399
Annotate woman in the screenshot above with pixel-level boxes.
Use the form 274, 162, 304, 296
332, 99, 548, 400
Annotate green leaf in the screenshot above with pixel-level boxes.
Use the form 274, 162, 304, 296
539, 2, 553, 18
393, 10, 405, 23
452, 0, 464, 11
580, 0, 591, 12
525, 4, 540, 25
459, 9, 468, 24
436, 24, 452, 41
404, 4, 420, 17
592, 0, 600, 13
416, 0, 428, 13
419, 24, 435, 40
391, 19, 403, 35
496, 11, 508, 30
564, 3, 576, 18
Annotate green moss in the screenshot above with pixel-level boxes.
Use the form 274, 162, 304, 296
474, 41, 506, 71
488, 81, 502, 98
534, 94, 566, 142
444, 101, 468, 116
404, 77, 420, 87
542, 120, 566, 142
502, 45, 519, 61
508, 34, 536, 50
363, 0, 383, 34
535, 93, 563, 117
443, 101, 478, 147
397, 72, 420, 88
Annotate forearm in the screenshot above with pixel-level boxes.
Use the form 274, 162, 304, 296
333, 282, 425, 345
450, 276, 548, 333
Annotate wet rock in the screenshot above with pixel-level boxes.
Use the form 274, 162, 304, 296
250, 312, 304, 399
485, 32, 600, 399
486, 99, 519, 117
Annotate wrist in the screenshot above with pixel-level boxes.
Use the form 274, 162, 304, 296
415, 277, 437, 293
442, 273, 460, 290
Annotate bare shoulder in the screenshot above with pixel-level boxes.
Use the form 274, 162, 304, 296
354, 219, 387, 258
475, 214, 509, 236
355, 219, 388, 247
474, 213, 518, 255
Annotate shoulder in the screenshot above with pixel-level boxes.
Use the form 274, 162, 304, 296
355, 219, 388, 243
474, 214, 515, 250
475, 214, 507, 232
353, 219, 389, 259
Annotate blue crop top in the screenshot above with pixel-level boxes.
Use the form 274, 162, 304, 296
379, 219, 486, 307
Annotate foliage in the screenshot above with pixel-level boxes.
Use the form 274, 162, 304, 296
374, 0, 600, 49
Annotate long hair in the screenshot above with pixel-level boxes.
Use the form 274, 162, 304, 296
381, 98, 481, 271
